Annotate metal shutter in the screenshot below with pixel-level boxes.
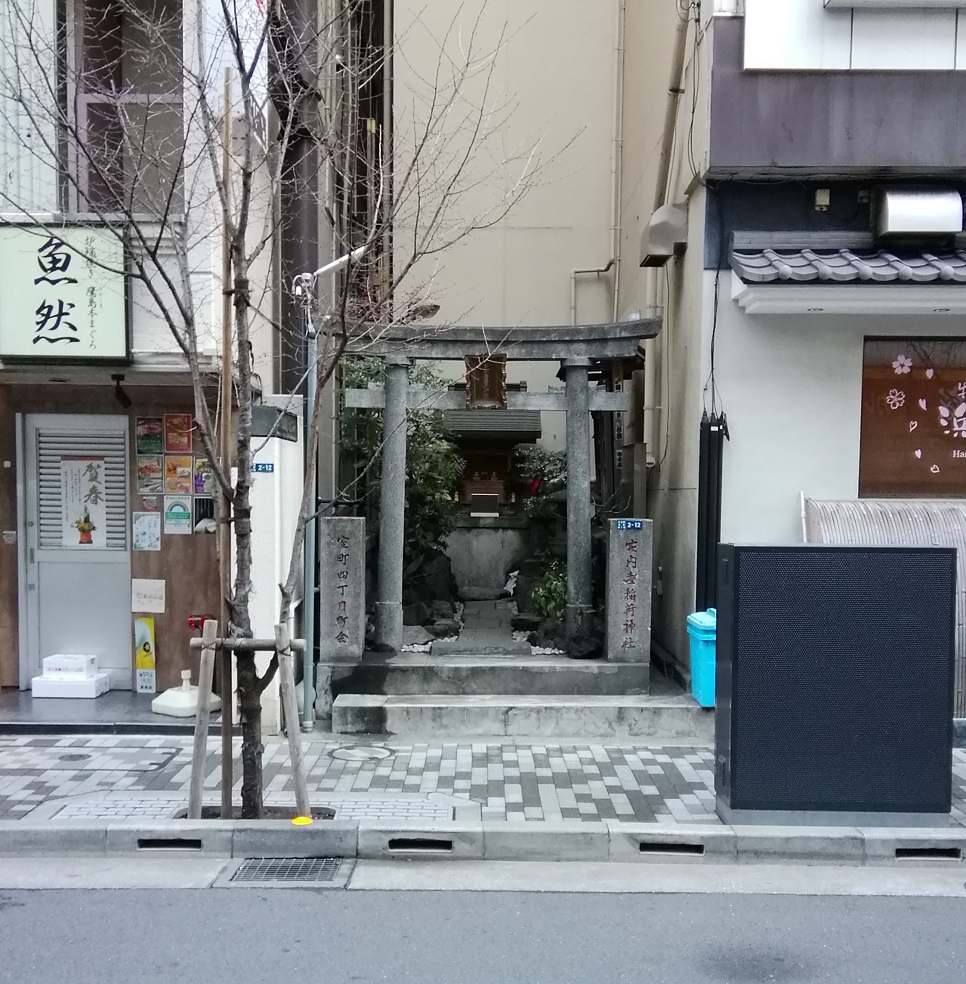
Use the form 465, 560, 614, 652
37, 429, 128, 550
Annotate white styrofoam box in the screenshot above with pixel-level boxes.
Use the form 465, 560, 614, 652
31, 673, 111, 699
42, 655, 98, 679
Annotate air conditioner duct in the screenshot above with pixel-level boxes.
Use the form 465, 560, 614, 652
875, 188, 963, 240
640, 202, 688, 268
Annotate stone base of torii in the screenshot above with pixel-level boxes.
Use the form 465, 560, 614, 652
341, 318, 661, 654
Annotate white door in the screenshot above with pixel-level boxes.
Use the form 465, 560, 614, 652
19, 414, 132, 689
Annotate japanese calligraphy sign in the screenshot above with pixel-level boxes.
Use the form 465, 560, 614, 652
61, 456, 107, 548
0, 227, 126, 360
605, 518, 653, 664
318, 517, 365, 661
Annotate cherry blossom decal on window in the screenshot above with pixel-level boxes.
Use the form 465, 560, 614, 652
886, 389, 905, 410
893, 355, 913, 374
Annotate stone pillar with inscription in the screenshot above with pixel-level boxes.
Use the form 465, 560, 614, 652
605, 519, 653, 667
318, 516, 366, 662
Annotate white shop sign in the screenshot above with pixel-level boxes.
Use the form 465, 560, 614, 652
0, 227, 127, 359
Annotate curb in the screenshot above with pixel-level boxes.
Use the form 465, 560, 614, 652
2, 819, 965, 866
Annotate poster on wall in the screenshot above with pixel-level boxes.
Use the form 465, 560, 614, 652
163, 495, 192, 534
163, 414, 192, 453
60, 456, 107, 548
132, 511, 161, 551
137, 455, 163, 493
164, 455, 193, 494
136, 418, 163, 454
132, 578, 165, 613
193, 457, 213, 495
134, 617, 157, 694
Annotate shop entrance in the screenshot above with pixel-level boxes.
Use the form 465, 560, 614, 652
18, 414, 132, 689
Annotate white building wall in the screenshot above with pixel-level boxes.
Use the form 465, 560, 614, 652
744, 0, 966, 71
393, 0, 621, 451
714, 299, 963, 545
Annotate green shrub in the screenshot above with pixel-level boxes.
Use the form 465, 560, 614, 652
531, 562, 566, 621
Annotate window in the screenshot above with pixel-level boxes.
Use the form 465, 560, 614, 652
859, 339, 966, 497
74, 0, 183, 213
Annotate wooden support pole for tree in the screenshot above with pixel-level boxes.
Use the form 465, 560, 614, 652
219, 67, 234, 821
188, 619, 218, 820
276, 622, 312, 818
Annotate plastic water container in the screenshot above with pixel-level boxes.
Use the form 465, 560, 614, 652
686, 609, 717, 708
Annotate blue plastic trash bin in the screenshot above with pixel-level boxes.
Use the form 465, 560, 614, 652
686, 609, 717, 708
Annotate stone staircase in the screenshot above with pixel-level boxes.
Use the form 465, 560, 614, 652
331, 602, 712, 739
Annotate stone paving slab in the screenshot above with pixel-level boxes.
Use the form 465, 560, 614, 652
0, 735, 963, 828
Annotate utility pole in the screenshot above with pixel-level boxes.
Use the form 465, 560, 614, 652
293, 245, 366, 730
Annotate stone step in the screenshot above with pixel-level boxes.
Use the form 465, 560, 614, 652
331, 654, 651, 697
331, 693, 713, 739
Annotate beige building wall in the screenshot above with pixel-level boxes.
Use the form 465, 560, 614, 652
392, 0, 626, 450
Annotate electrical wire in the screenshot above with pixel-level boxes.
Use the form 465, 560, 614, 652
685, 2, 703, 183
660, 264, 673, 469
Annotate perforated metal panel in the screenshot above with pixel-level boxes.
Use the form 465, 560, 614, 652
716, 545, 956, 814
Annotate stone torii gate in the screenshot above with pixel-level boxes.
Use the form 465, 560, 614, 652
344, 318, 661, 652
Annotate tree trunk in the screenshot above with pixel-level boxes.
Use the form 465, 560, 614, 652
236, 651, 264, 817
231, 254, 261, 817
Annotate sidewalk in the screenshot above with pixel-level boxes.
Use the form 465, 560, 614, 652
2, 734, 965, 828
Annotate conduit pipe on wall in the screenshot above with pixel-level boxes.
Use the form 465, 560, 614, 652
569, 0, 626, 327
611, 0, 627, 322
643, 6, 691, 455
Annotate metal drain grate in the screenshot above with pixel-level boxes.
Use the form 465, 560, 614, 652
231, 857, 343, 884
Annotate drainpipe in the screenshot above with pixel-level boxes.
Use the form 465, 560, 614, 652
653, 10, 690, 219
611, 0, 627, 322
570, 0, 627, 327
644, 6, 690, 454
382, 0, 394, 285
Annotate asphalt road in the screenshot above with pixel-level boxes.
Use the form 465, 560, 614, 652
1, 879, 965, 984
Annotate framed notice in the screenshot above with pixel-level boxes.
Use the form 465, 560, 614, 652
163, 495, 192, 534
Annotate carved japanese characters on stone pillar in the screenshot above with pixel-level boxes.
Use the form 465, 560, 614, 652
318, 517, 365, 661
606, 519, 653, 664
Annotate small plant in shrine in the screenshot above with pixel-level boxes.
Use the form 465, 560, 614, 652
531, 562, 567, 621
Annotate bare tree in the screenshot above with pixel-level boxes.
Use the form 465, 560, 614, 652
0, 0, 550, 816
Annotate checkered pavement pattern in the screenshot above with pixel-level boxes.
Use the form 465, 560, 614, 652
1, 735, 965, 825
